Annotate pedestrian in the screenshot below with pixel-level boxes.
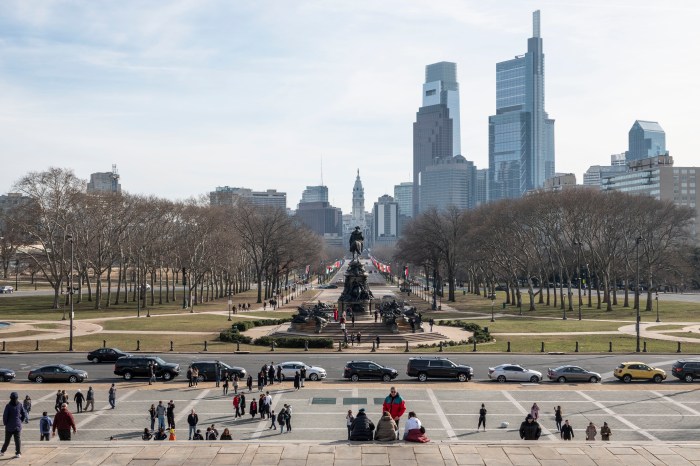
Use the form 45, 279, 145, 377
257, 371, 264, 392
374, 310, 378, 322
21, 396, 31, 424
261, 363, 268, 386
148, 404, 156, 432
269, 410, 277, 430
220, 428, 233, 440
108, 384, 116, 409
250, 399, 257, 418
268, 363, 275, 386
294, 371, 300, 390
283, 404, 292, 432
85, 387, 94, 412
346, 410, 355, 440
350, 333, 355, 346
374, 411, 397, 442
247, 374, 253, 392
265, 392, 272, 419
351, 312, 355, 327
142, 428, 153, 441
429, 318, 434, 332
187, 409, 198, 440
263, 300, 267, 310
187, 366, 193, 388
357, 332, 362, 345
207, 425, 219, 440
477, 403, 487, 432
403, 411, 422, 440
382, 386, 406, 439
240, 393, 246, 416
215, 361, 222, 388
349, 408, 374, 441
410, 318, 415, 333
277, 407, 287, 434
561, 420, 574, 440
300, 366, 306, 388
154, 428, 167, 440
192, 367, 199, 387
376, 335, 381, 348
519, 414, 541, 440
223, 375, 229, 396
600, 422, 612, 441
276, 365, 282, 383
167, 400, 176, 430
340, 320, 346, 334
586, 422, 597, 441
168, 428, 176, 441
233, 374, 239, 394
73, 389, 84, 413
233, 395, 241, 418
1, 392, 26, 458
52, 403, 77, 441
192, 429, 203, 440
148, 362, 156, 385
54, 390, 63, 413
156, 401, 166, 431
258, 394, 266, 419
554, 406, 563, 432
530, 403, 539, 421
39, 411, 52, 441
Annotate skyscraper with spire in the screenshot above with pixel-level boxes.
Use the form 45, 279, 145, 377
351, 169, 366, 230
488, 10, 555, 201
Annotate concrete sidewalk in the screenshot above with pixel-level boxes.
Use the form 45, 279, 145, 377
8, 441, 700, 465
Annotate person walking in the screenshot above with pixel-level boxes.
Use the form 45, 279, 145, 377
258, 394, 266, 419
374, 411, 398, 442
264, 392, 272, 419
477, 403, 487, 432
349, 408, 374, 441
267, 364, 275, 386
187, 409, 199, 440
191, 367, 199, 387
277, 407, 287, 434
233, 395, 241, 418
269, 410, 277, 430
257, 371, 264, 392
215, 361, 222, 388
166, 400, 176, 430
519, 414, 541, 441
108, 384, 116, 409
283, 404, 292, 432
561, 420, 574, 440
22, 396, 31, 424
346, 410, 355, 440
554, 406, 563, 432
530, 403, 540, 421
429, 318, 434, 332
250, 399, 258, 418
585, 422, 597, 441
73, 389, 84, 413
54, 390, 63, 413
52, 403, 77, 441
222, 375, 229, 396
600, 422, 612, 441
233, 375, 239, 394
156, 401, 166, 431
187, 366, 193, 388
1, 392, 26, 458
247, 374, 253, 392
276, 365, 282, 384
148, 362, 157, 385
85, 387, 95, 412
382, 387, 406, 440
239, 393, 246, 416
293, 371, 300, 390
300, 366, 306, 388
148, 404, 156, 432
39, 412, 52, 441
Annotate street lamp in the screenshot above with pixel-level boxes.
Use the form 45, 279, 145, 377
228, 293, 232, 321
635, 236, 645, 353
655, 291, 660, 323
15, 259, 19, 291
573, 240, 583, 320
66, 234, 75, 352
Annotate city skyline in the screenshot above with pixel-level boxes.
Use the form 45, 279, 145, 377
1, 1, 699, 212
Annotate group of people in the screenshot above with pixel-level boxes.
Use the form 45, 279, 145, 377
519, 403, 612, 441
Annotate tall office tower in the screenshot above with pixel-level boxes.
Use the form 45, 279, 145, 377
413, 62, 460, 216
475, 169, 490, 206
393, 182, 413, 218
372, 195, 400, 246
351, 170, 366, 229
420, 155, 476, 212
488, 10, 555, 201
627, 120, 666, 162
300, 185, 329, 204
87, 164, 121, 194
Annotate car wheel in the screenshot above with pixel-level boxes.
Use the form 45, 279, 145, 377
163, 372, 173, 381
350, 374, 359, 382
91, 357, 100, 364
68, 375, 78, 383
589, 376, 599, 383
557, 376, 567, 383
684, 374, 694, 383
417, 372, 428, 382
197, 374, 205, 382
123, 371, 133, 380
497, 375, 506, 383
382, 374, 392, 382
530, 375, 540, 383
458, 373, 468, 383
653, 374, 663, 383
622, 374, 632, 383
34, 376, 44, 383
309, 373, 319, 381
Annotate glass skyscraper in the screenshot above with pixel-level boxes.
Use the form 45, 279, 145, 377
627, 120, 666, 161
489, 10, 555, 200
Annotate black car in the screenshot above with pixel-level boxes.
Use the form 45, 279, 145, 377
28, 365, 88, 383
190, 361, 246, 381
406, 357, 473, 382
114, 356, 180, 381
671, 359, 700, 383
87, 347, 132, 363
0, 368, 16, 382
343, 361, 398, 382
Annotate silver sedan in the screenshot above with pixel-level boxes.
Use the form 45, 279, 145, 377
547, 365, 601, 383
278, 361, 327, 381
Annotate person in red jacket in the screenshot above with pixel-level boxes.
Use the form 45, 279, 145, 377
52, 403, 77, 441
382, 387, 406, 440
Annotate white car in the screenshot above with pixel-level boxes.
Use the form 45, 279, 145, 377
488, 364, 542, 383
0, 286, 13, 294
278, 361, 327, 381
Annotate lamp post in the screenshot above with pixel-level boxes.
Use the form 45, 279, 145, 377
228, 293, 232, 321
67, 234, 74, 352
182, 267, 187, 309
573, 240, 582, 320
635, 236, 645, 353
655, 291, 660, 323
490, 293, 496, 322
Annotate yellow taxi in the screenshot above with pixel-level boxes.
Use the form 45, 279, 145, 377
614, 362, 666, 383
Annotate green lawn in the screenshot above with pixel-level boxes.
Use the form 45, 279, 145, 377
440, 318, 623, 333
101, 314, 264, 332
660, 332, 700, 340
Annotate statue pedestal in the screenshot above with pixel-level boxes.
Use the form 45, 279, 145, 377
338, 259, 373, 315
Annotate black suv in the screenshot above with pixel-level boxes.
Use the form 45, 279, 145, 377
190, 361, 246, 381
87, 347, 132, 363
114, 356, 180, 381
406, 357, 473, 382
671, 359, 700, 383
343, 361, 398, 382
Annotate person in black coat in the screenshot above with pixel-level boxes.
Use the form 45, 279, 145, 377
349, 408, 375, 441
519, 414, 541, 440
293, 371, 300, 390
560, 420, 574, 440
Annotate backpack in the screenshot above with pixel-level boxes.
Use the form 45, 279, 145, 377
207, 431, 217, 440
40, 417, 50, 433
277, 411, 285, 423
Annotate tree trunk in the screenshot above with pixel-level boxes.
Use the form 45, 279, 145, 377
106, 266, 112, 308
114, 260, 122, 306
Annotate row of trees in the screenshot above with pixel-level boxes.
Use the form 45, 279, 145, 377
394, 189, 697, 313
0, 168, 326, 310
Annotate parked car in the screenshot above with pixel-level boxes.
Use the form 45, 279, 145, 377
406, 357, 473, 382
114, 356, 180, 381
343, 361, 398, 382
28, 365, 87, 383
547, 365, 601, 383
0, 286, 14, 294
0, 368, 16, 382
671, 359, 700, 383
488, 364, 542, 383
87, 347, 132, 363
190, 360, 246, 381
614, 362, 666, 383
277, 361, 326, 381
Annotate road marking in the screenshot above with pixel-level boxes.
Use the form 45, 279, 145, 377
501, 390, 556, 441
175, 388, 211, 426
576, 390, 657, 440
250, 391, 281, 438
426, 388, 455, 440
650, 390, 700, 416
76, 389, 136, 430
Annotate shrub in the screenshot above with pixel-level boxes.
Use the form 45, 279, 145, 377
253, 336, 334, 349
435, 320, 492, 343
218, 330, 252, 344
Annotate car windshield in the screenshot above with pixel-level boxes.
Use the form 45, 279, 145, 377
154, 357, 167, 365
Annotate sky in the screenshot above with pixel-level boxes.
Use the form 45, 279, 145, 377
1, 0, 699, 213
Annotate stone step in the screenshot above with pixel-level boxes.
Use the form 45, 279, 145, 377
269, 331, 449, 344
